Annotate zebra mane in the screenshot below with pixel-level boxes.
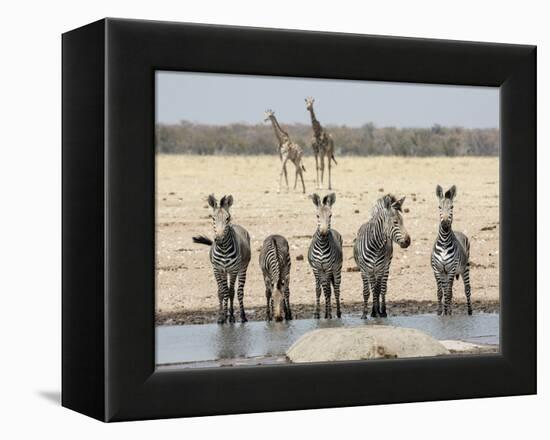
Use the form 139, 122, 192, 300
372, 194, 401, 217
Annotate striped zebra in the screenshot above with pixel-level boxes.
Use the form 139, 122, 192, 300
192, 194, 251, 324
259, 235, 292, 321
308, 193, 343, 319
431, 185, 472, 316
353, 194, 411, 318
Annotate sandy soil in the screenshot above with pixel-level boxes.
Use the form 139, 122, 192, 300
156, 155, 499, 324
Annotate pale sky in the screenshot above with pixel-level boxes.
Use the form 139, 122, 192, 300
156, 71, 499, 128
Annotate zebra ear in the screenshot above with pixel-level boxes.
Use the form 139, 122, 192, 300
323, 192, 336, 207
383, 195, 393, 209
436, 185, 444, 200
445, 185, 457, 200
310, 193, 321, 208
220, 195, 234, 210
392, 196, 406, 212
207, 194, 218, 209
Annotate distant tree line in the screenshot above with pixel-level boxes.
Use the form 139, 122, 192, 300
156, 121, 499, 156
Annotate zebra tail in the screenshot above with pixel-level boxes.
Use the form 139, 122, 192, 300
456, 273, 460, 280
301, 164, 306, 172
192, 235, 213, 246
331, 154, 337, 165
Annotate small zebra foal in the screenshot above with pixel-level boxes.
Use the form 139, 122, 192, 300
259, 235, 292, 321
308, 193, 343, 319
192, 194, 251, 324
353, 194, 411, 318
431, 185, 472, 316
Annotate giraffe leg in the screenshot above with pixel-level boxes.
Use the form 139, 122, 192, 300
319, 154, 325, 189
293, 167, 298, 190
283, 163, 289, 189
299, 168, 306, 194
279, 158, 289, 193
327, 152, 332, 190
314, 154, 320, 189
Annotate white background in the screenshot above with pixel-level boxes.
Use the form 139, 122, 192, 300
0, 0, 545, 437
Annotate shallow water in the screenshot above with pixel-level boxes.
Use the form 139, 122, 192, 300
156, 312, 499, 366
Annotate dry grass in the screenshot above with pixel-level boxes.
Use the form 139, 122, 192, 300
156, 155, 499, 320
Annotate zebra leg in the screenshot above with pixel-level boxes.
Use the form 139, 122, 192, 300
323, 279, 332, 319
435, 274, 443, 315
379, 269, 390, 317
265, 286, 272, 321
284, 287, 293, 320
443, 276, 454, 316
360, 272, 371, 319
463, 266, 473, 315
237, 269, 248, 322
333, 272, 342, 318
214, 270, 228, 324
313, 270, 322, 319
228, 272, 237, 323
371, 279, 381, 318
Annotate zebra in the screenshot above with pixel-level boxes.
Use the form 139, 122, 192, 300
308, 193, 343, 319
353, 194, 411, 318
259, 235, 292, 321
192, 194, 251, 324
431, 185, 472, 316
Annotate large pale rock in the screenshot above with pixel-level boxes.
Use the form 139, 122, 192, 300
440, 340, 499, 354
286, 325, 450, 363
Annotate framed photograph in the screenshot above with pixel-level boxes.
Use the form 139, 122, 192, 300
62, 18, 536, 422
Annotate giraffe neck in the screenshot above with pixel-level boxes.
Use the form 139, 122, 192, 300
308, 107, 323, 138
270, 117, 289, 145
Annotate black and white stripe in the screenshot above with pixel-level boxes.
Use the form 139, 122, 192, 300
431, 185, 472, 315
307, 193, 343, 319
193, 194, 251, 324
353, 194, 411, 318
259, 235, 292, 321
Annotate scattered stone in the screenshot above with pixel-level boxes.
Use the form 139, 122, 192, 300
264, 190, 270, 193
480, 225, 496, 231
296, 254, 304, 261
404, 208, 410, 213
286, 326, 450, 363
354, 209, 360, 214
378, 188, 384, 192
412, 197, 417, 201
169, 192, 176, 195
346, 266, 360, 272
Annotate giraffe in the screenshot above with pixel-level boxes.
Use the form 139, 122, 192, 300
264, 110, 306, 194
305, 97, 337, 190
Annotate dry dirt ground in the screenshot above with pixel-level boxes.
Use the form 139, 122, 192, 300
156, 155, 499, 325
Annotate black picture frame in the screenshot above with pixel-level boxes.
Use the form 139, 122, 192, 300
62, 18, 536, 422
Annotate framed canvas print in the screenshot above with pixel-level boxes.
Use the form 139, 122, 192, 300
62, 18, 536, 422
